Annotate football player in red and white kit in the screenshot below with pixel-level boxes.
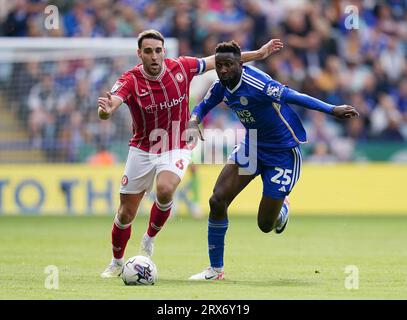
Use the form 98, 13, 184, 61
98, 30, 283, 278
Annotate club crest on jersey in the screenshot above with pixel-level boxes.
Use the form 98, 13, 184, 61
240, 96, 248, 106
121, 175, 128, 186
266, 84, 283, 101
175, 73, 184, 83
111, 81, 125, 93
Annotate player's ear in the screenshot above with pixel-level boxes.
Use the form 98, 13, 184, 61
137, 48, 142, 58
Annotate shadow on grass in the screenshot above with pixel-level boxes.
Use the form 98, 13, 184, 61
153, 278, 317, 288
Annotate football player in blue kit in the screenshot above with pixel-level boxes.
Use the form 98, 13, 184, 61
188, 41, 359, 280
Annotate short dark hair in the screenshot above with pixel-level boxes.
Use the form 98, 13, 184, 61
215, 40, 241, 58
137, 29, 165, 48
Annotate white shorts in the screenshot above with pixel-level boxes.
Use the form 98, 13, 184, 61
120, 147, 192, 194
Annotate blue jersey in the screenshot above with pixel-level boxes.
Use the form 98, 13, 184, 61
196, 65, 308, 150
192, 65, 335, 198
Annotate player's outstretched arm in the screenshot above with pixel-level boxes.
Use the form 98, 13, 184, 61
284, 89, 359, 118
202, 39, 283, 71
98, 92, 122, 120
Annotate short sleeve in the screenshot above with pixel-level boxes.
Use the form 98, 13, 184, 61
178, 56, 206, 81
110, 72, 133, 103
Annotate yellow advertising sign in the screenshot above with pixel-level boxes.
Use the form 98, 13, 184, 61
0, 165, 122, 215
197, 164, 407, 215
0, 164, 406, 215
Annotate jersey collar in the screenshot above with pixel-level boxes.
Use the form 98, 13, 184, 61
226, 70, 243, 93
140, 62, 167, 81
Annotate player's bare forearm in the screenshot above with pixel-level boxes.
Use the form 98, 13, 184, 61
202, 39, 283, 72
242, 39, 283, 62
202, 55, 216, 71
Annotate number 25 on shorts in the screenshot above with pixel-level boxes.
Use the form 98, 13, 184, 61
270, 167, 292, 185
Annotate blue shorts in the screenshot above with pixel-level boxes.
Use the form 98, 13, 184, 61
228, 142, 302, 199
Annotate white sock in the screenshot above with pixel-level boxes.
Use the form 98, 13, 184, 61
112, 257, 124, 266
213, 267, 224, 273
144, 233, 154, 240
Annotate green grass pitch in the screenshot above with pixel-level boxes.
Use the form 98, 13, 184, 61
0, 214, 406, 299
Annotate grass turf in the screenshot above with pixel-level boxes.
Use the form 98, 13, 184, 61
0, 215, 406, 300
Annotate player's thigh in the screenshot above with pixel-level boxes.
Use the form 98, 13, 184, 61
120, 146, 156, 195
212, 163, 255, 204
228, 141, 259, 176
155, 149, 192, 195
261, 146, 302, 200
155, 170, 181, 197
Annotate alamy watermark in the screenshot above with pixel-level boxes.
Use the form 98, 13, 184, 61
44, 265, 59, 289
44, 5, 59, 30
146, 122, 258, 175
344, 5, 359, 30
344, 265, 359, 290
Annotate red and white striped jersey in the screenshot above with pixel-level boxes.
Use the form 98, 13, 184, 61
111, 57, 206, 153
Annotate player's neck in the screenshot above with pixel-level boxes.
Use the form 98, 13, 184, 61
226, 71, 242, 90
140, 63, 166, 80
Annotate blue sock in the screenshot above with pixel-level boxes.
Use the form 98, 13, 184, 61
208, 218, 228, 268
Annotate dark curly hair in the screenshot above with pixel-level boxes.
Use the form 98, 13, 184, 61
215, 40, 241, 58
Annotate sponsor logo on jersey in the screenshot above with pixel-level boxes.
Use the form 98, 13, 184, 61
145, 104, 158, 113
111, 81, 125, 93
175, 72, 184, 83
121, 175, 128, 186
266, 84, 283, 100
159, 94, 186, 110
235, 109, 256, 123
240, 96, 248, 106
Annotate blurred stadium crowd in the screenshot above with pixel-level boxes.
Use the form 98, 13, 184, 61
0, 0, 406, 163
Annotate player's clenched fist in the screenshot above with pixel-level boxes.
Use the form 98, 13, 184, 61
98, 92, 113, 120
332, 105, 360, 119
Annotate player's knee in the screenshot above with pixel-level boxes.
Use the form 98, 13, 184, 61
156, 182, 175, 203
